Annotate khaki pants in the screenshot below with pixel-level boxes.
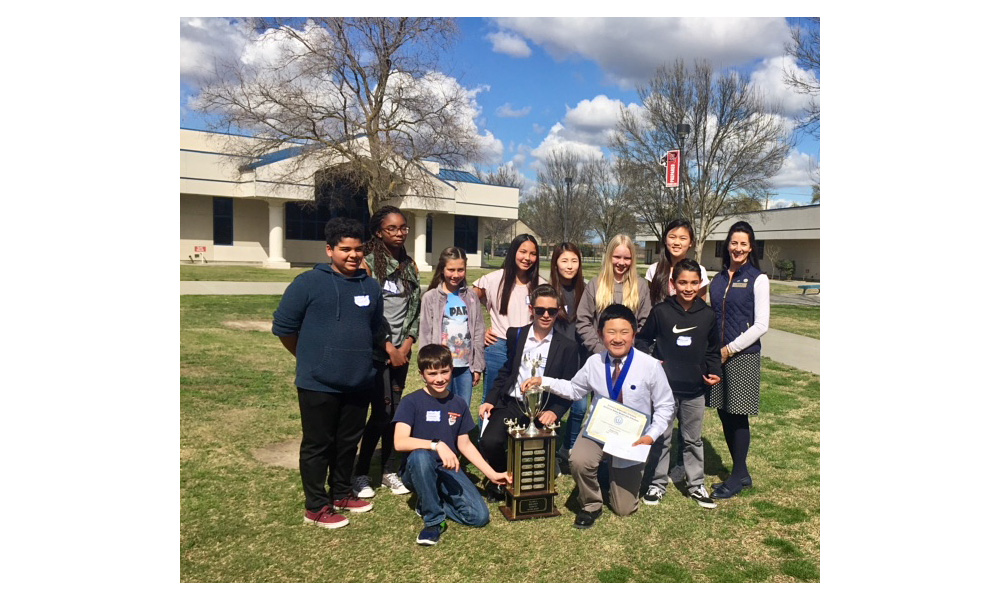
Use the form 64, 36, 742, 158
569, 435, 644, 516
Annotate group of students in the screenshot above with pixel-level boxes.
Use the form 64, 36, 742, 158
271, 207, 769, 545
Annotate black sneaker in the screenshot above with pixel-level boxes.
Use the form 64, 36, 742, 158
573, 508, 602, 529
688, 485, 718, 509
642, 486, 665, 506
416, 521, 447, 546
484, 482, 506, 502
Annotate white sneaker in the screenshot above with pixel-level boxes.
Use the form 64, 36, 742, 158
382, 472, 411, 495
352, 475, 375, 499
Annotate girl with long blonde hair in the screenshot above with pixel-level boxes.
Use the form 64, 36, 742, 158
575, 234, 651, 355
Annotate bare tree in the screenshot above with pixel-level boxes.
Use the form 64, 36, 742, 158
473, 165, 524, 255
612, 59, 793, 263
587, 158, 637, 245
521, 148, 595, 247
784, 17, 820, 138
763, 242, 783, 278
195, 18, 484, 212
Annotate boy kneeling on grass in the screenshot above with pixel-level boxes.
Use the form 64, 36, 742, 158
393, 344, 513, 546
521, 304, 674, 529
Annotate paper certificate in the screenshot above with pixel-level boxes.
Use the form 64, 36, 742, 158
582, 397, 649, 446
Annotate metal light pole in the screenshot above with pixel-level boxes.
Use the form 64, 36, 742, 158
564, 176, 572, 242
676, 123, 690, 217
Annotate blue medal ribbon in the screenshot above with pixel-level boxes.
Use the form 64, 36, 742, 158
604, 348, 634, 402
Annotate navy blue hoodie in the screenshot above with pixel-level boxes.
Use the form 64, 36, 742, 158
635, 296, 723, 400
272, 263, 385, 393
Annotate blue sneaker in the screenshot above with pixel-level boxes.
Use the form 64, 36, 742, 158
416, 521, 447, 546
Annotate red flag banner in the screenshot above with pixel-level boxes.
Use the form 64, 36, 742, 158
662, 150, 680, 188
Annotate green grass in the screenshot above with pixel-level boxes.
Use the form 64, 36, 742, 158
180, 295, 819, 582
769, 306, 820, 339
181, 265, 310, 282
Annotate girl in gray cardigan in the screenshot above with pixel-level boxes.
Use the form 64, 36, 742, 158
419, 247, 486, 406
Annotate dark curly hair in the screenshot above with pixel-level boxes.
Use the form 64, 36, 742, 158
361, 205, 417, 294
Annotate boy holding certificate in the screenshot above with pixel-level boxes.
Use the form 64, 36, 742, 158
521, 304, 674, 528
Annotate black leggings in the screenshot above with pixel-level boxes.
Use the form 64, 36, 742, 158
718, 409, 751, 484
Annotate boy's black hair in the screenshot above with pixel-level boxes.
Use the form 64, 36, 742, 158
417, 344, 453, 372
598, 303, 637, 332
325, 217, 365, 247
671, 258, 703, 282
529, 283, 560, 304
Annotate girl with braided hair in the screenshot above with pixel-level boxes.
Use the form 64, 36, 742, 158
352, 205, 422, 498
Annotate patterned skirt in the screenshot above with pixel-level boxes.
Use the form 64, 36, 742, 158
707, 352, 761, 416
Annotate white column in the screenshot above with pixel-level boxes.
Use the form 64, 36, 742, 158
411, 209, 430, 272
264, 199, 291, 269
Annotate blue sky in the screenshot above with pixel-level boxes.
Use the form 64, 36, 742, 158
180, 17, 819, 207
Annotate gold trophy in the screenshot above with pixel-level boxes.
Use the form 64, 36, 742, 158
500, 354, 561, 520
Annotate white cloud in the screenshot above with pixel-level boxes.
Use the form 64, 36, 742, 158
486, 31, 532, 58
180, 18, 248, 85
770, 149, 818, 188
493, 17, 790, 87
527, 95, 641, 163
750, 55, 819, 118
496, 102, 532, 118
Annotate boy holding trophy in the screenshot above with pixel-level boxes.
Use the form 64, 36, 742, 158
521, 304, 674, 528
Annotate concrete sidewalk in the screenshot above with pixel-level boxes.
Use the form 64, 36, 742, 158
180, 281, 290, 295
180, 280, 819, 375
760, 329, 819, 375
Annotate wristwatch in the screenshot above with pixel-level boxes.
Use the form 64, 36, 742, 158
430, 439, 440, 451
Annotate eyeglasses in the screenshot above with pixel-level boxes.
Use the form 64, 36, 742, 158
382, 225, 410, 234
532, 307, 560, 317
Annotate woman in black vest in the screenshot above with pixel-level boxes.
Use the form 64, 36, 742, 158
707, 221, 770, 500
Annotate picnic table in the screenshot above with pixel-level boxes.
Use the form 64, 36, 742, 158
798, 284, 820, 295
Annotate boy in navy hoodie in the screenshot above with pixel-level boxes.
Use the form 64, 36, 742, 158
635, 259, 722, 509
272, 217, 385, 529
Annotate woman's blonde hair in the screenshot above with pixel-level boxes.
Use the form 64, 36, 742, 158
595, 234, 640, 313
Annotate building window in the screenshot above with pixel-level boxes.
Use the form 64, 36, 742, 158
425, 214, 433, 251
714, 241, 724, 258
286, 202, 332, 241
454, 215, 478, 254
213, 197, 233, 246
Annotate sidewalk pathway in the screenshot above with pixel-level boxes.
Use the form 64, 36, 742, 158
181, 280, 819, 375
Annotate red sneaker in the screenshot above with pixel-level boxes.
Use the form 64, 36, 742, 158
333, 495, 374, 513
304, 505, 349, 529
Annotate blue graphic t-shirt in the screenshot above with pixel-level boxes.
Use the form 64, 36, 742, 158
442, 292, 471, 368
393, 389, 476, 455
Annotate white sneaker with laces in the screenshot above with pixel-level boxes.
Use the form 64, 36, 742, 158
382, 472, 411, 495
353, 475, 376, 499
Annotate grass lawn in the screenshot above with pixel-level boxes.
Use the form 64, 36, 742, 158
180, 295, 819, 582
769, 306, 820, 340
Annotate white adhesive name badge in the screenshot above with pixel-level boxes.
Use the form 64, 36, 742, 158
677, 335, 692, 347
525, 295, 530, 305
426, 410, 441, 422
354, 295, 371, 307
383, 280, 399, 294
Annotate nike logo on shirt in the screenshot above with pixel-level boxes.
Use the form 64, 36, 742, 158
672, 325, 697, 334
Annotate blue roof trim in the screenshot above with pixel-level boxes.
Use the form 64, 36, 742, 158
437, 169, 485, 184
241, 146, 305, 171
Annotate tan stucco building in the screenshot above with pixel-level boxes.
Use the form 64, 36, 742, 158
180, 128, 520, 270
637, 204, 820, 281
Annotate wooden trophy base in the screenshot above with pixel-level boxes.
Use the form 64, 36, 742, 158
500, 490, 561, 521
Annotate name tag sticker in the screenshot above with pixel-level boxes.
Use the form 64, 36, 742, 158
525, 295, 530, 305
354, 295, 371, 306
426, 410, 441, 422
677, 335, 692, 347
383, 280, 399, 294
732, 282, 748, 288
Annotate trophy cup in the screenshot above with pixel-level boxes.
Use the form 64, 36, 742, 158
500, 354, 561, 520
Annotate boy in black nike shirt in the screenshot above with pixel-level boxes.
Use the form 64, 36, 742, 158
393, 344, 512, 545
635, 259, 722, 509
